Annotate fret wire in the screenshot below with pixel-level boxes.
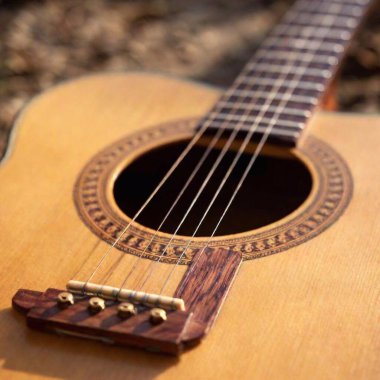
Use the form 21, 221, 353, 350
255, 59, 334, 72
213, 107, 308, 122
209, 67, 329, 141
248, 48, 339, 68
202, 0, 369, 144
203, 120, 300, 138
152, 0, 368, 296
200, 0, 346, 141
208, 113, 304, 129
276, 26, 351, 41
230, 0, 369, 116
263, 37, 345, 53
271, 10, 352, 37
294, 0, 366, 4
287, 10, 357, 24
327, 0, 370, 6
245, 73, 329, 85
253, 6, 342, 45
295, 3, 363, 17
250, 51, 339, 65
215, 99, 311, 117
283, 5, 356, 24
238, 77, 324, 91
210, 109, 306, 125
217, 0, 372, 127
248, 63, 331, 78
223, 89, 318, 106
278, 34, 351, 44
164, 0, 361, 296
254, 45, 343, 58
283, 16, 358, 29
298, 9, 362, 18
200, 0, 371, 144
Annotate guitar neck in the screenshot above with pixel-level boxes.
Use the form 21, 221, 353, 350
201, 0, 372, 147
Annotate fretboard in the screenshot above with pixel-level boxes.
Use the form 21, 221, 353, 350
200, 0, 372, 147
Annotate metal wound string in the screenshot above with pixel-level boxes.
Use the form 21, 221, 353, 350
157, 1, 344, 296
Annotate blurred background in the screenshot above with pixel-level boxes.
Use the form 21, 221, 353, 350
0, 0, 379, 156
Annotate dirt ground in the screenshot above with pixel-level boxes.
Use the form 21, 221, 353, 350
0, 0, 379, 155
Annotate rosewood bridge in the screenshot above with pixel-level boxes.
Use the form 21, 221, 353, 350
13, 248, 241, 355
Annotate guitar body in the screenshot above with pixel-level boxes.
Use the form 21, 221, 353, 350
0, 73, 379, 379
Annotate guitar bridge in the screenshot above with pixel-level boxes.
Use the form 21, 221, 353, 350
12, 247, 242, 355
66, 280, 186, 311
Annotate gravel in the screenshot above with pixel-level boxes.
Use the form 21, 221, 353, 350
0, 0, 379, 155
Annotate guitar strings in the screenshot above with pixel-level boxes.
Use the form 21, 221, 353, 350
80, 107, 244, 285
146, 0, 345, 296
82, 0, 306, 291
90, 72, 273, 289
99, 127, 226, 286
124, 0, 330, 294
164, 1, 352, 295
111, 5, 312, 295
81, 121, 210, 285
80, 0, 350, 295
81, 18, 300, 287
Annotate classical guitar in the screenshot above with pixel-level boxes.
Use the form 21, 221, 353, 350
1, 0, 379, 378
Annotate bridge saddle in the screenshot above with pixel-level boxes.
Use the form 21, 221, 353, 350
12, 247, 242, 355
66, 280, 186, 311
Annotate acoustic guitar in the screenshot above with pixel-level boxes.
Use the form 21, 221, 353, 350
1, 0, 379, 379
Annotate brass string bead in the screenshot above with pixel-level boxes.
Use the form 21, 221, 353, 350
150, 308, 167, 325
88, 297, 105, 313
117, 302, 137, 319
57, 292, 74, 308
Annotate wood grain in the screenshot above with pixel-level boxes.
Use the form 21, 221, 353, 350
13, 288, 199, 356
201, 0, 373, 147
0, 73, 379, 379
176, 247, 242, 332
11, 248, 242, 355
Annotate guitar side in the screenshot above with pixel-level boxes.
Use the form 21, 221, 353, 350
0, 73, 379, 380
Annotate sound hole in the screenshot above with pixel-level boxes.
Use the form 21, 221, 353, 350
113, 139, 312, 237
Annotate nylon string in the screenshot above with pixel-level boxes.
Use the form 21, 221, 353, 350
76, 0, 354, 298
154, 0, 346, 296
